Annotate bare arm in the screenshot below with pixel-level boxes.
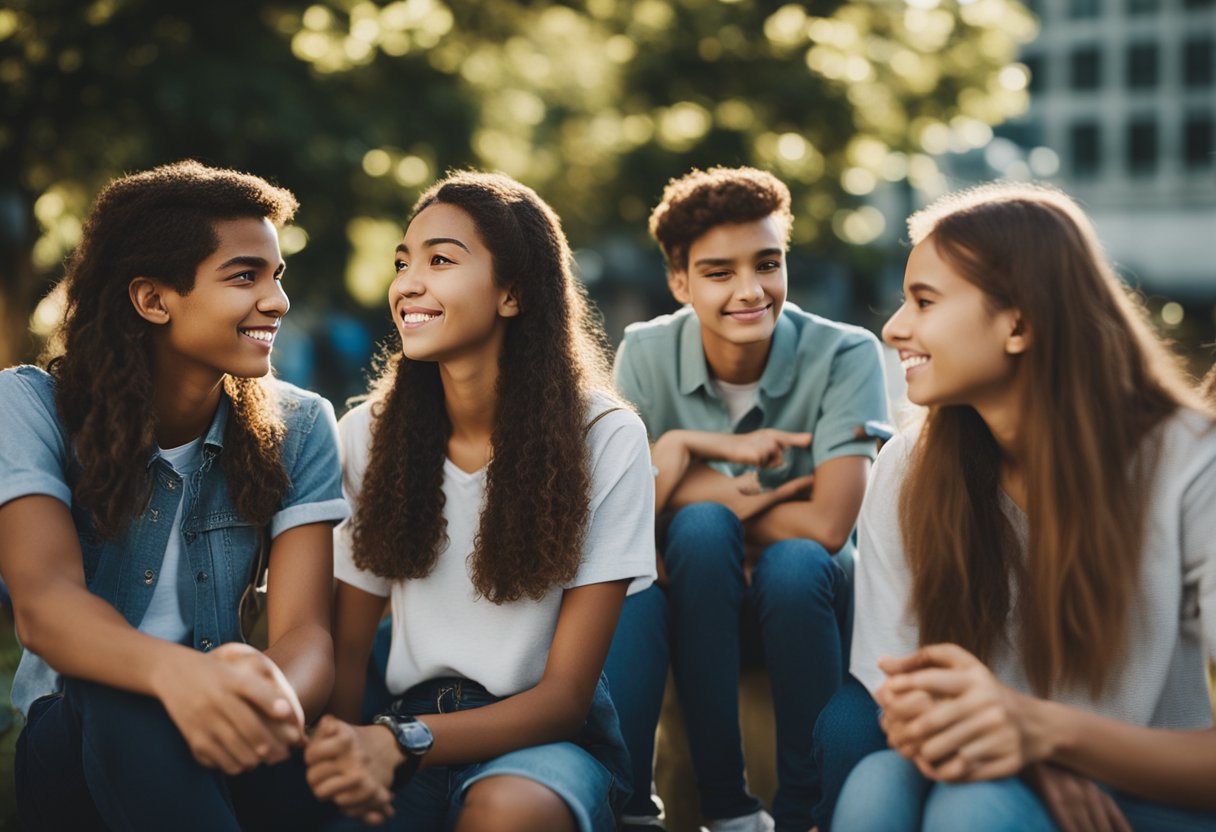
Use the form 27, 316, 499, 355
263, 522, 338, 723
306, 580, 630, 821
0, 495, 302, 773
744, 455, 871, 553
327, 580, 389, 723
668, 463, 815, 522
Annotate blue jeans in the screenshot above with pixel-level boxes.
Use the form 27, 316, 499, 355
810, 677, 887, 831
835, 750, 1216, 832
329, 676, 630, 832
604, 502, 849, 832
15, 678, 323, 831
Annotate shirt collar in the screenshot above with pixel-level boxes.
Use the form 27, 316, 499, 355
677, 306, 798, 400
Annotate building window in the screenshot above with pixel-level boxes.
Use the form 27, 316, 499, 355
1024, 54, 1046, 92
1070, 0, 1102, 17
1128, 0, 1159, 12
1127, 43, 1158, 88
1071, 122, 1102, 177
1184, 115, 1214, 168
1184, 37, 1214, 87
1126, 119, 1158, 174
1071, 46, 1103, 90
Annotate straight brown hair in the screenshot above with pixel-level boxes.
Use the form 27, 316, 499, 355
899, 183, 1208, 697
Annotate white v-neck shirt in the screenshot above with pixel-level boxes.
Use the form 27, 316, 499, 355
334, 393, 656, 697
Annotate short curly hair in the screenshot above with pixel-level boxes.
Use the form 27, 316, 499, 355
648, 166, 793, 273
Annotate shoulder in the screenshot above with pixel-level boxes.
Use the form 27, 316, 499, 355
584, 391, 646, 445
0, 364, 57, 401
262, 377, 337, 427
336, 397, 377, 440
1152, 407, 1216, 482
620, 307, 696, 351
869, 430, 917, 494
782, 304, 881, 355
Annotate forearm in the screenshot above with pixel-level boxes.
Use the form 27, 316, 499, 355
1024, 695, 1216, 810
745, 500, 852, 553
265, 623, 334, 723
668, 462, 780, 521
16, 582, 196, 699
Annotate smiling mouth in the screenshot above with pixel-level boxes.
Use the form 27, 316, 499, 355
724, 303, 772, 321
901, 355, 929, 371
239, 327, 276, 346
399, 310, 442, 329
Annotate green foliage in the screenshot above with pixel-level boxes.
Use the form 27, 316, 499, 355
0, 0, 1032, 348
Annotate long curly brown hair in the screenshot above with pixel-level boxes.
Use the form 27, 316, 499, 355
48, 160, 299, 540
351, 171, 617, 603
898, 183, 1208, 697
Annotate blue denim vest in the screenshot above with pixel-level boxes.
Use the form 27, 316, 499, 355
4, 366, 348, 714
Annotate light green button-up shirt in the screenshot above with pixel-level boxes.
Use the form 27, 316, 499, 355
614, 303, 890, 484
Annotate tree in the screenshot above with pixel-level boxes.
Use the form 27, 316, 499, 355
0, 0, 1034, 367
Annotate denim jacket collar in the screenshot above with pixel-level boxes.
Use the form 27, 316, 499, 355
143, 390, 230, 471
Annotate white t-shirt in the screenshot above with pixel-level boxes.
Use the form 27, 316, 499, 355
334, 393, 657, 698
712, 378, 760, 428
139, 437, 204, 644
851, 408, 1216, 730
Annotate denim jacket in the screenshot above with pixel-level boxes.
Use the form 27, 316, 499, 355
0, 366, 349, 715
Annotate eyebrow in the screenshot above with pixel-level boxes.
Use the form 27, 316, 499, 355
217, 255, 285, 277
396, 237, 471, 255
692, 248, 784, 268
906, 281, 940, 295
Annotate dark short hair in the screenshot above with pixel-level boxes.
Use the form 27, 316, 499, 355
648, 166, 793, 272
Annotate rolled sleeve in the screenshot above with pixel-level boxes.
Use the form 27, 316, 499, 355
0, 368, 73, 510
811, 336, 890, 468
269, 396, 350, 538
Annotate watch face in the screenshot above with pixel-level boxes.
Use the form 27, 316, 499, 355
399, 718, 434, 754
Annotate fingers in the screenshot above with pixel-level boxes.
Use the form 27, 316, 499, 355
234, 671, 304, 744
879, 643, 975, 675
884, 667, 974, 699
915, 703, 1007, 764
222, 698, 293, 765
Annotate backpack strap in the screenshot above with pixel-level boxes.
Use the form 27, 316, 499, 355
583, 406, 623, 437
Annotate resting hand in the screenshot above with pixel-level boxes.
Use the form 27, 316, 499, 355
1024, 763, 1132, 832
305, 715, 400, 826
876, 643, 1038, 782
152, 642, 305, 775
718, 428, 812, 469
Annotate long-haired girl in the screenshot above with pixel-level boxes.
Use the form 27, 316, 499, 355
303, 171, 655, 832
834, 182, 1216, 830
0, 160, 349, 830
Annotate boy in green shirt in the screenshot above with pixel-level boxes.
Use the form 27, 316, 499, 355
603, 167, 889, 832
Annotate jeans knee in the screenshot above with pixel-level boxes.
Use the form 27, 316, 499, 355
753, 539, 837, 604
814, 679, 884, 761
663, 502, 743, 575
70, 681, 183, 764
924, 779, 1055, 832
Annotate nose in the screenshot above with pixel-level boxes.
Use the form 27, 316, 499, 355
737, 269, 764, 304
881, 302, 909, 347
259, 278, 290, 318
391, 266, 424, 299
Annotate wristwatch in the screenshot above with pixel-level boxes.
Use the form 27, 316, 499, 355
373, 713, 434, 789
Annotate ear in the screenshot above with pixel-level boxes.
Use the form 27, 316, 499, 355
128, 277, 172, 325
1004, 310, 1031, 355
667, 269, 690, 305
498, 286, 521, 318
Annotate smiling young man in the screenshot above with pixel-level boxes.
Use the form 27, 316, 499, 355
602, 167, 889, 832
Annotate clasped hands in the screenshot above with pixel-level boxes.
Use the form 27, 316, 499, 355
877, 643, 1130, 832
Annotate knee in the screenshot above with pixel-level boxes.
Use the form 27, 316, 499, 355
814, 679, 885, 766
753, 539, 837, 603
924, 779, 1050, 831
663, 502, 743, 574
69, 680, 180, 755
457, 776, 575, 832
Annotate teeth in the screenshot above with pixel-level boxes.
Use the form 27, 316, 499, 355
241, 329, 274, 342
901, 355, 929, 370
402, 312, 439, 324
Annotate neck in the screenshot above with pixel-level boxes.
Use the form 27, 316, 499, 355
150, 362, 224, 448
703, 333, 770, 386
972, 386, 1028, 509
440, 355, 499, 448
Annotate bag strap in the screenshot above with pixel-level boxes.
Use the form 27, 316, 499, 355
583, 406, 623, 436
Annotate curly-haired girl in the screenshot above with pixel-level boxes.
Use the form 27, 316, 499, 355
832, 182, 1216, 830
0, 160, 349, 831
303, 171, 655, 832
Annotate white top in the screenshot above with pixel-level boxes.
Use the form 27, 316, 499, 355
712, 378, 760, 428
851, 408, 1216, 730
334, 393, 657, 698
138, 437, 204, 644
